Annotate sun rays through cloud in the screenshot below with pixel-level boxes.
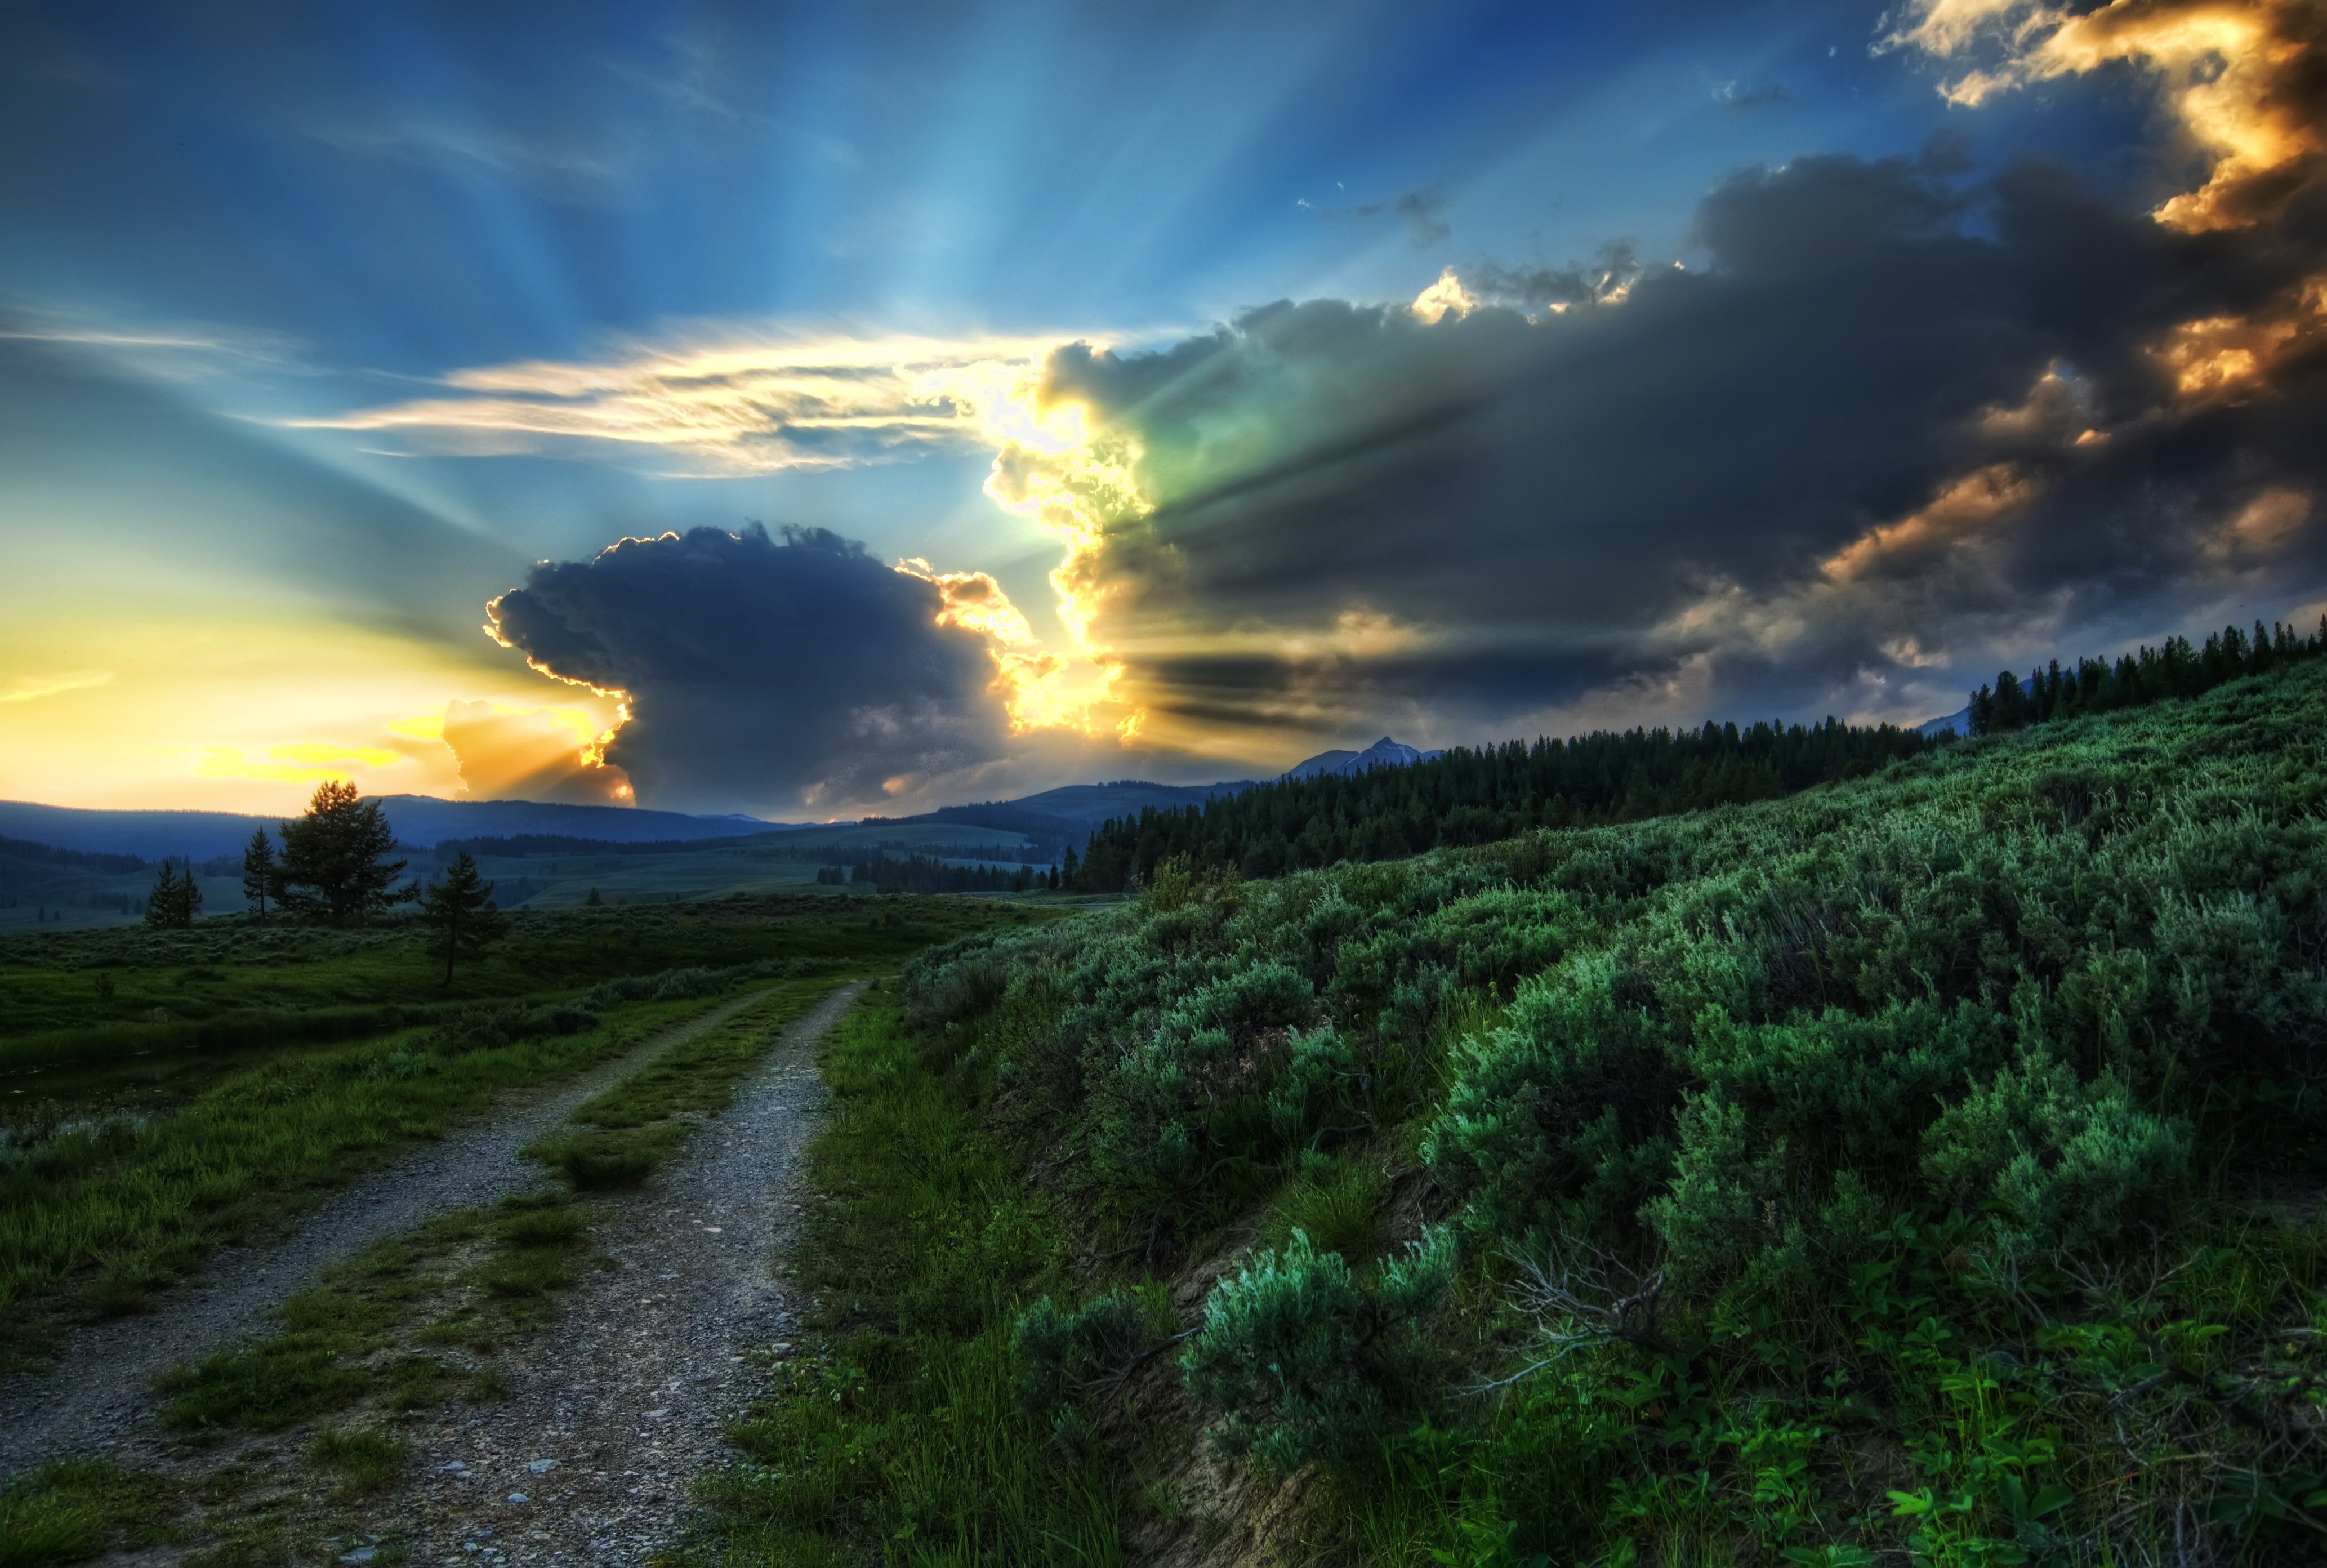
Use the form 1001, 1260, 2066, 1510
6, 0, 2326, 816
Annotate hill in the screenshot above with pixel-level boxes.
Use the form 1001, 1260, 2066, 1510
746, 654, 2327, 1564
0, 796, 784, 863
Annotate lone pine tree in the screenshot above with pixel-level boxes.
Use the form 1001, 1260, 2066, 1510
240, 827, 276, 924
418, 850, 505, 986
275, 780, 412, 925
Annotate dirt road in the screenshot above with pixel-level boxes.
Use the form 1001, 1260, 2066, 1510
0, 985, 802, 1477
359, 981, 857, 1564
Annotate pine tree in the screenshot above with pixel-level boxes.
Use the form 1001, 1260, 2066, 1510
275, 781, 413, 925
418, 852, 506, 987
144, 861, 181, 928
242, 828, 276, 924
145, 859, 199, 928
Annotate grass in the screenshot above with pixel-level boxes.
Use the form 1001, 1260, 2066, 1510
0, 895, 1051, 1564
0, 892, 984, 1041
1268, 1157, 1388, 1263
0, 897, 1022, 1339
0, 1460, 178, 1566
134, 978, 862, 1564
691, 990, 1123, 1566
0, 992, 695, 1333
306, 1426, 413, 1499
524, 979, 844, 1191
148, 974, 838, 1439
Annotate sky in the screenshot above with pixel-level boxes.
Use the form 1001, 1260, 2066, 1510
2, 0, 2322, 819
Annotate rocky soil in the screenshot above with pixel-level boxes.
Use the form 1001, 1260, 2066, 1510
355, 981, 854, 1565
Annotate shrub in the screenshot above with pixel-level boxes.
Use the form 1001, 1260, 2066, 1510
1180, 1228, 1453, 1473
1920, 1053, 2191, 1248
1010, 1288, 1157, 1414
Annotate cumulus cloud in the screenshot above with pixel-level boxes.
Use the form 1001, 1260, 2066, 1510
318, 0, 2326, 784
1024, 131, 2327, 745
485, 524, 1009, 814
1882, 0, 2327, 230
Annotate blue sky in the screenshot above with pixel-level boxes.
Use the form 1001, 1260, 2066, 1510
2, 0, 2317, 816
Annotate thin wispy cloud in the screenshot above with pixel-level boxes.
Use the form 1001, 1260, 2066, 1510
306, 118, 636, 202
1, 669, 115, 704
292, 329, 1094, 473
0, 311, 307, 380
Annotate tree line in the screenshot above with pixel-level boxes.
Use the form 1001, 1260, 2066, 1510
820, 854, 1062, 894
1968, 617, 2327, 734
1069, 715, 1934, 892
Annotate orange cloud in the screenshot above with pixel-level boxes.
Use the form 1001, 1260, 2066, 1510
1821, 464, 2038, 581
2215, 485, 2315, 555
892, 557, 1138, 737
2151, 273, 2327, 395
439, 700, 633, 804
1887, 0, 2324, 231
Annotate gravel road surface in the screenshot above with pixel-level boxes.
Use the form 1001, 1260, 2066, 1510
0, 985, 794, 1477
372, 981, 857, 1565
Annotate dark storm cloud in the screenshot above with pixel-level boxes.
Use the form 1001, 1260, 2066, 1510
1042, 143, 2327, 738
486, 525, 1006, 813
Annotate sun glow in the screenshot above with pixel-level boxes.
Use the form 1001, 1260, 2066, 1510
973, 391, 1151, 739
322, 329, 1154, 745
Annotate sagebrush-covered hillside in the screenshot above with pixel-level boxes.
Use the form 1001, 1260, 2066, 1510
724, 658, 2327, 1566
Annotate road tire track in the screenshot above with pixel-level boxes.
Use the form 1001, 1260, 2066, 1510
0, 985, 792, 1476
373, 981, 858, 1565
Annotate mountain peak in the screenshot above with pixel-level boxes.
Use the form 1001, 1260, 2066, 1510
1282, 736, 1443, 781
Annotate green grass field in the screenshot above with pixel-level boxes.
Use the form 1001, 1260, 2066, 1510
0, 894, 1026, 1334
0, 817, 1062, 933
0, 893, 1051, 1567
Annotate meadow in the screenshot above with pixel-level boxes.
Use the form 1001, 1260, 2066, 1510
0, 890, 1041, 1564
0, 894, 1021, 1334
702, 657, 2327, 1565
0, 812, 1065, 934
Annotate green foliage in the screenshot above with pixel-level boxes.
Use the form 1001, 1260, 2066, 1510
239, 829, 274, 925
1010, 1288, 1158, 1414
891, 657, 2327, 1562
417, 851, 505, 986
142, 860, 200, 929
1073, 716, 1936, 890
273, 780, 411, 926
1181, 1227, 1454, 1472
1919, 1053, 2190, 1249
1968, 616, 2327, 734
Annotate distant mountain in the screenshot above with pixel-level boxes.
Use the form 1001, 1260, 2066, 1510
891, 778, 1258, 843
1916, 706, 1971, 738
0, 796, 784, 862
1282, 737, 1444, 780
372, 796, 786, 848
